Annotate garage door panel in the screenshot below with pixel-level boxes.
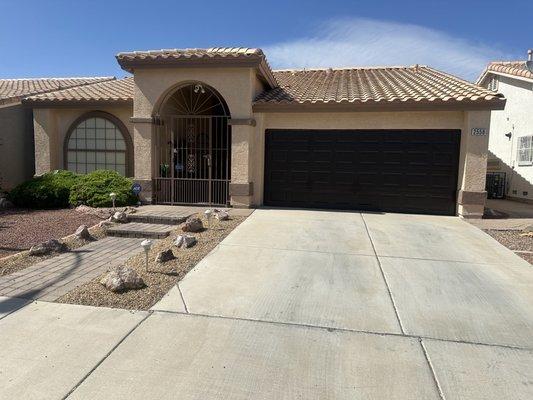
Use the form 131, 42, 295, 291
265, 130, 460, 215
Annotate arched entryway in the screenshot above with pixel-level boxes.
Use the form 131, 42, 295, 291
152, 83, 231, 206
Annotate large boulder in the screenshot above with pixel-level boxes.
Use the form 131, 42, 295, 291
29, 239, 67, 256
74, 225, 93, 240
174, 234, 197, 249
112, 211, 128, 223
155, 249, 176, 263
100, 266, 144, 292
182, 216, 204, 232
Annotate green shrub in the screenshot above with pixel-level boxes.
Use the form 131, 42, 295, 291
9, 170, 79, 208
69, 170, 137, 207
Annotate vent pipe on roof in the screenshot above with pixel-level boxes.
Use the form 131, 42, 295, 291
526, 49, 533, 72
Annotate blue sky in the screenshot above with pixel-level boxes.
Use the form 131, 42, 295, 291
0, 0, 531, 81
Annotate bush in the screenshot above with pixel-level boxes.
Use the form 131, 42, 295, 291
9, 170, 79, 208
69, 170, 137, 208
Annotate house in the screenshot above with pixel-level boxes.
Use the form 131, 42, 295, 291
15, 47, 505, 217
477, 50, 533, 204
0, 77, 114, 189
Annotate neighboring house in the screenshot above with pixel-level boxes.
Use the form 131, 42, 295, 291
18, 48, 505, 218
0, 77, 114, 189
477, 51, 533, 203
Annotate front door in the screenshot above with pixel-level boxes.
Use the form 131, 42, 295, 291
153, 115, 231, 206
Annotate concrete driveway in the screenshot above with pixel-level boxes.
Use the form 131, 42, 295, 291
1, 209, 532, 399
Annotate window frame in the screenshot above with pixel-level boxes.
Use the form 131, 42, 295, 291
517, 135, 533, 167
63, 111, 133, 176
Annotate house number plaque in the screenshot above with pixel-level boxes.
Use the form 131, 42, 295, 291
471, 128, 487, 136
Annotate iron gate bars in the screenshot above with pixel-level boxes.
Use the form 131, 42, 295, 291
153, 115, 231, 206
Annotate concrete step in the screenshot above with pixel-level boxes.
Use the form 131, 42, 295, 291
106, 222, 176, 239
127, 212, 191, 226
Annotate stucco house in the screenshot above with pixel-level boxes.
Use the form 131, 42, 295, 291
0, 77, 113, 189
13, 47, 505, 217
477, 51, 533, 203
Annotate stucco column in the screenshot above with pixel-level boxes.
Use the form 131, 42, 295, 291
457, 110, 491, 218
131, 117, 153, 203
33, 108, 59, 175
230, 124, 254, 207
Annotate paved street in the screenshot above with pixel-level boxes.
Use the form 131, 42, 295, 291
1, 209, 532, 399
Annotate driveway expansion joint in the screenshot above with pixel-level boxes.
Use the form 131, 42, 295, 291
151, 309, 533, 352
176, 283, 189, 313
420, 338, 447, 400
62, 311, 153, 400
360, 213, 406, 335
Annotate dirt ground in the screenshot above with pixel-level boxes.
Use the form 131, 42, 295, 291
57, 215, 245, 310
0, 208, 103, 258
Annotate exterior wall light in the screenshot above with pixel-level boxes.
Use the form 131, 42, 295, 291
141, 239, 153, 272
194, 84, 205, 94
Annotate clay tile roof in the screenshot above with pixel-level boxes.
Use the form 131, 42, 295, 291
254, 66, 505, 111
0, 77, 114, 106
116, 47, 264, 60
479, 60, 533, 82
22, 77, 134, 106
116, 47, 278, 87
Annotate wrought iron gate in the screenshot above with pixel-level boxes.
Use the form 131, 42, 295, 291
153, 115, 231, 205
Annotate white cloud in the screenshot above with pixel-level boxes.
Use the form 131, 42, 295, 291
263, 18, 515, 81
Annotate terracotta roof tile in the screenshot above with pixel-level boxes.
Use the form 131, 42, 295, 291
0, 77, 114, 106
116, 47, 278, 87
23, 77, 133, 105
254, 66, 504, 110
484, 60, 533, 80
116, 47, 264, 62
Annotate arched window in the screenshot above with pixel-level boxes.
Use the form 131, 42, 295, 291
65, 114, 131, 176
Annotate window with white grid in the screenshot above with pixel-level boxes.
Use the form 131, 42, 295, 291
517, 135, 533, 166
66, 117, 128, 175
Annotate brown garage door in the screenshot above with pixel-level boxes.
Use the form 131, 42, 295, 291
264, 129, 461, 215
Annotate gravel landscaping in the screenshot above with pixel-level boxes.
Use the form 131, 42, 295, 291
484, 229, 533, 265
56, 214, 245, 310
0, 208, 103, 259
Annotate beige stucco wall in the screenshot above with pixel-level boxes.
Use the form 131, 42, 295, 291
0, 104, 34, 189
250, 110, 491, 217
33, 105, 133, 176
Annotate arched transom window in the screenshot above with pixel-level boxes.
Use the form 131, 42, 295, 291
66, 116, 128, 175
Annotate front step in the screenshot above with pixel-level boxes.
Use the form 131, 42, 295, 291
127, 212, 192, 225
106, 222, 176, 239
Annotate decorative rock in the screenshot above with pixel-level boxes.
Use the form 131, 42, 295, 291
29, 239, 67, 256
74, 225, 92, 240
0, 197, 13, 209
98, 220, 112, 228
155, 249, 176, 263
215, 210, 230, 221
174, 234, 197, 249
100, 266, 144, 292
112, 211, 128, 223
182, 216, 204, 232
